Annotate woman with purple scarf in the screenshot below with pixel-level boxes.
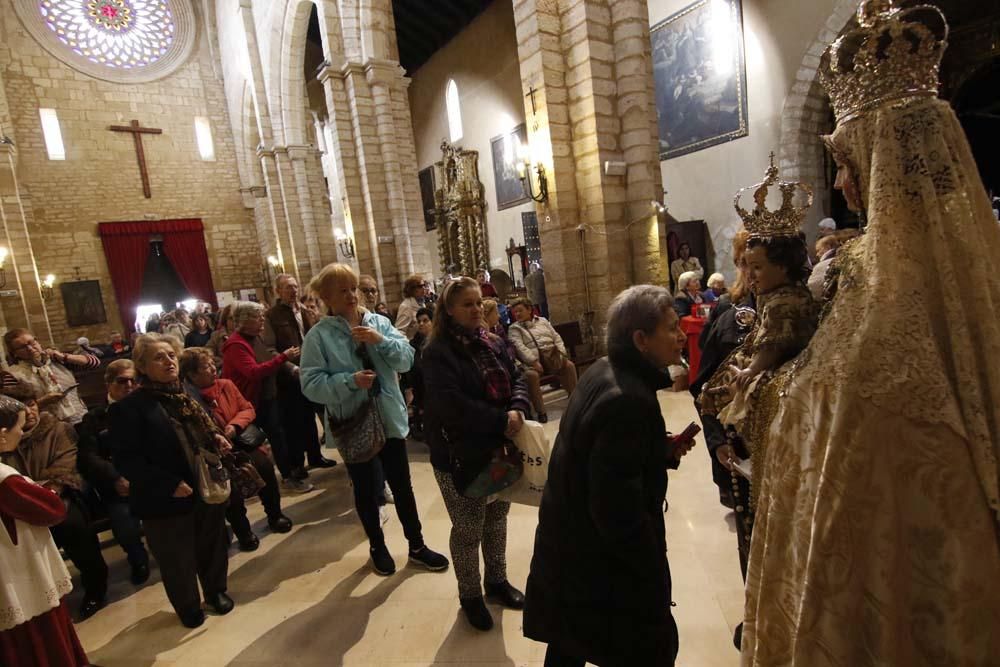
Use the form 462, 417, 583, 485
422, 277, 532, 632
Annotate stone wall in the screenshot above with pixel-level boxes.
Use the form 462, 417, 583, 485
0, 4, 258, 347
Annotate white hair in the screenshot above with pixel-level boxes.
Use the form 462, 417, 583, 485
677, 271, 700, 292
818, 217, 837, 230
232, 301, 265, 330
707, 273, 726, 289
606, 285, 676, 359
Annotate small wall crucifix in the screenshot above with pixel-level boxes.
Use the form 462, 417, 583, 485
108, 120, 163, 198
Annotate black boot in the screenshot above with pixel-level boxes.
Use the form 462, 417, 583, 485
460, 596, 494, 631
485, 581, 525, 609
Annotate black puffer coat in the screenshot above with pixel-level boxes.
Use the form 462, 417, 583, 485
523, 352, 679, 666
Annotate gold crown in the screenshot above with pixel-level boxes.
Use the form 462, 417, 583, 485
734, 153, 813, 239
819, 0, 948, 123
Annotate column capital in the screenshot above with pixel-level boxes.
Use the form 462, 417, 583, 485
364, 58, 405, 86
286, 144, 316, 160
316, 56, 349, 83
255, 145, 275, 159
272, 145, 289, 156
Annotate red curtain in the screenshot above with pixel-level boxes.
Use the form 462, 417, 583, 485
161, 225, 218, 311
98, 219, 217, 333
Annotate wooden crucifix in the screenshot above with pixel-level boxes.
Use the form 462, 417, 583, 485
108, 120, 163, 198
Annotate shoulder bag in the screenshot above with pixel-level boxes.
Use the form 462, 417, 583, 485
224, 450, 266, 500
195, 447, 231, 504
235, 423, 268, 450
523, 325, 565, 376
325, 341, 386, 464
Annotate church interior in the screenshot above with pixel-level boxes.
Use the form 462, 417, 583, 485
1, 0, 999, 665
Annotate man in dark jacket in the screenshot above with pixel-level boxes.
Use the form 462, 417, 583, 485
77, 359, 150, 584
264, 273, 336, 479
524, 285, 692, 666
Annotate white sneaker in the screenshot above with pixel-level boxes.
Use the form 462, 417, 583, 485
379, 505, 391, 526
281, 478, 315, 494
383, 483, 395, 504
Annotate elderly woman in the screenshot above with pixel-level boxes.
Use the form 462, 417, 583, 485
524, 285, 691, 665
180, 348, 292, 552
1, 328, 99, 426
423, 278, 531, 631
508, 297, 577, 399
300, 263, 448, 576
109, 334, 234, 628
222, 301, 308, 493
394, 274, 427, 340
184, 313, 213, 348
206, 304, 234, 365
672, 271, 704, 317
484, 298, 547, 423
702, 273, 727, 302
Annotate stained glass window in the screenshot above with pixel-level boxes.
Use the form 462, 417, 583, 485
38, 0, 175, 70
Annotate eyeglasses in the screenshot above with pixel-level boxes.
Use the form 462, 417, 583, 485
113, 377, 136, 386
360, 288, 378, 295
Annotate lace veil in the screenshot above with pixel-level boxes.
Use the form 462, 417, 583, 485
809, 96, 1000, 523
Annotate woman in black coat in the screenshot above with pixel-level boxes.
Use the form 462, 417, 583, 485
109, 333, 234, 629
423, 277, 532, 632
523, 285, 690, 667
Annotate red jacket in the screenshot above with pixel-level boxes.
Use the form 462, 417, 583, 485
199, 378, 256, 431
221, 332, 287, 408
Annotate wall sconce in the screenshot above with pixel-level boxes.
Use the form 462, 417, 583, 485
262, 255, 282, 285
41, 273, 56, 300
650, 199, 667, 215
335, 229, 356, 258
0, 246, 7, 289
516, 142, 548, 204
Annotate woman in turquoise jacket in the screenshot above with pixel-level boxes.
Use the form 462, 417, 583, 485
300, 263, 448, 577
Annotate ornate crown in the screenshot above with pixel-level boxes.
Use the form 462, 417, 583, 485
819, 0, 948, 123
734, 153, 813, 239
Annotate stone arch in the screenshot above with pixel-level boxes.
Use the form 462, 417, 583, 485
777, 0, 859, 225
275, 0, 347, 146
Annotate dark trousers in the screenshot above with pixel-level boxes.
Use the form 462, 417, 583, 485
50, 495, 108, 598
344, 438, 423, 550
104, 498, 149, 567
226, 447, 283, 538
278, 381, 323, 469
255, 398, 291, 478
544, 646, 584, 667
144, 500, 229, 617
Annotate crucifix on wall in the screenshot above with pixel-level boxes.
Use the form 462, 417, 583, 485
108, 120, 163, 198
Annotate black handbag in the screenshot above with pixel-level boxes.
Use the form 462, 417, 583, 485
235, 423, 268, 450
223, 451, 267, 500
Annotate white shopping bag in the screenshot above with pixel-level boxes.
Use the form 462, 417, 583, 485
498, 420, 551, 507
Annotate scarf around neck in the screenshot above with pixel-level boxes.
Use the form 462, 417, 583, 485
141, 379, 221, 455
449, 322, 512, 404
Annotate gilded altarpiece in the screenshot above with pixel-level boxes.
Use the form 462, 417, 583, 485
434, 142, 489, 276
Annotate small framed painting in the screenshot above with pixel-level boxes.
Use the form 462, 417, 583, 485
60, 280, 108, 327
491, 124, 530, 210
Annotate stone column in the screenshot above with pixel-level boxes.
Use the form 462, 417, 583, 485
513, 0, 665, 330
287, 144, 323, 277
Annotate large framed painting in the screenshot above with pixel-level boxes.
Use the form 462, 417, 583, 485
490, 124, 530, 210
418, 166, 437, 231
651, 0, 749, 160
60, 280, 108, 327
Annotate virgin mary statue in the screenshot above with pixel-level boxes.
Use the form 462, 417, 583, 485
742, 2, 1000, 665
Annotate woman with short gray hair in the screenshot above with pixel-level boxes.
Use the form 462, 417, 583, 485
524, 284, 692, 666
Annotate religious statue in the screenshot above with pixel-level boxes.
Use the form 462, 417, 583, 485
433, 141, 489, 276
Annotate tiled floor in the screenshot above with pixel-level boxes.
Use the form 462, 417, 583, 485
73, 390, 744, 666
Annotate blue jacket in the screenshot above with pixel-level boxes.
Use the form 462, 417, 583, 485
300, 311, 414, 440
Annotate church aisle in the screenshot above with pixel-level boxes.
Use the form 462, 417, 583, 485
72, 392, 742, 666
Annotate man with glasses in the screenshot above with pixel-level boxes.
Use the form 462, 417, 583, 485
77, 359, 151, 586
264, 273, 337, 481
1, 328, 99, 427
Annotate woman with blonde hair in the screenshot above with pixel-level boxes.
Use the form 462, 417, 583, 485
300, 263, 448, 576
